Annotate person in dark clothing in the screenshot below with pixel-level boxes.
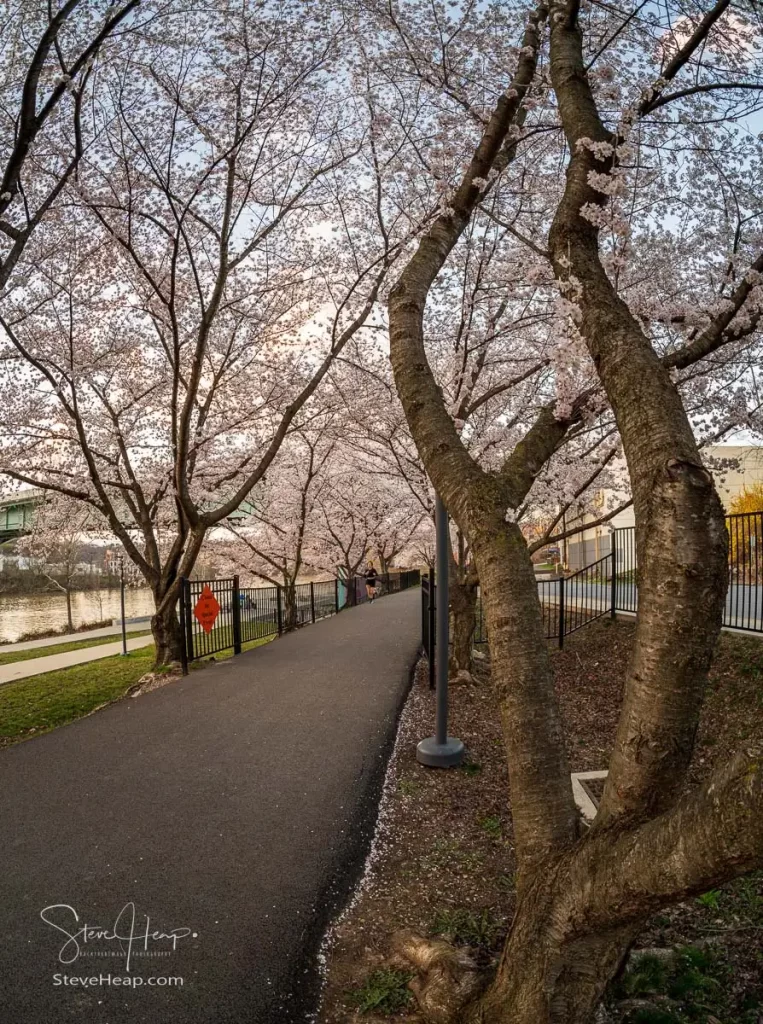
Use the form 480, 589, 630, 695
364, 562, 378, 602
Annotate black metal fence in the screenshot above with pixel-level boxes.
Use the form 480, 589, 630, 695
421, 574, 435, 688
422, 511, 763, 662
180, 569, 421, 672
424, 555, 614, 658
614, 511, 763, 632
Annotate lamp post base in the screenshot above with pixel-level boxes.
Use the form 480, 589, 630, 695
416, 736, 464, 768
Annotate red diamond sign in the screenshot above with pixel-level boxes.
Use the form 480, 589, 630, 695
194, 584, 220, 634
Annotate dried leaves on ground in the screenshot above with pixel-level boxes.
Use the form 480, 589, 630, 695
319, 621, 763, 1023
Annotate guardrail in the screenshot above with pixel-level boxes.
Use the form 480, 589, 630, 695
180, 569, 421, 672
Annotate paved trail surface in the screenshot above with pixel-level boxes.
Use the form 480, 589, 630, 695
0, 589, 420, 1024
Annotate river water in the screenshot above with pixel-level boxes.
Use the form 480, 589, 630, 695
0, 589, 156, 643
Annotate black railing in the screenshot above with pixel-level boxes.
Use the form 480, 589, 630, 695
181, 569, 421, 672
421, 574, 435, 689
557, 555, 613, 646
613, 526, 637, 614
614, 512, 763, 633
181, 576, 241, 669
727, 511, 763, 629
423, 512, 763, 663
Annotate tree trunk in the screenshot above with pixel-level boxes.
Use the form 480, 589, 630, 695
65, 586, 74, 632
283, 582, 298, 631
151, 600, 184, 668
473, 523, 578, 888
402, 734, 763, 1024
399, 873, 635, 1024
448, 571, 478, 681
384, 5, 763, 1019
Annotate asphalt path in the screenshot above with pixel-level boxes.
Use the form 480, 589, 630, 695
0, 588, 421, 1024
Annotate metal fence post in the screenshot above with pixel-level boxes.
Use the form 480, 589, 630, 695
181, 577, 193, 673
421, 578, 427, 649
610, 530, 617, 619
310, 581, 316, 623
276, 586, 283, 635
334, 577, 339, 613
558, 574, 565, 649
179, 578, 188, 675
428, 575, 436, 690
232, 574, 242, 655
119, 556, 127, 656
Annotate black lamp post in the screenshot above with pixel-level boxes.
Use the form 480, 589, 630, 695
416, 493, 464, 768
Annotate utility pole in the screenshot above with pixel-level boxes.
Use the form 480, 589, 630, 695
416, 493, 464, 768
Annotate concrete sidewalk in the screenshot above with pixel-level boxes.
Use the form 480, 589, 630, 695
0, 587, 421, 1023
0, 634, 155, 685
0, 618, 152, 654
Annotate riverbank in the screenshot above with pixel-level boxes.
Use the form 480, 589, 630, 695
0, 628, 152, 666
0, 587, 156, 642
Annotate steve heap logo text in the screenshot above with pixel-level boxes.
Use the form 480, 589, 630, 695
40, 902, 197, 973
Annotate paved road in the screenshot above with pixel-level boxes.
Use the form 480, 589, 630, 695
0, 634, 156, 686
0, 588, 420, 1024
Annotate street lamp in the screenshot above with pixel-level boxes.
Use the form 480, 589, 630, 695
107, 552, 128, 655
416, 493, 464, 768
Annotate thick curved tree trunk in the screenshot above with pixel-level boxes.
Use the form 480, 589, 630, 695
448, 576, 477, 681
385, 3, 762, 1020
400, 886, 635, 1024
151, 600, 184, 668
148, 528, 207, 670
545, 0, 730, 827
472, 524, 578, 888
400, 735, 763, 1024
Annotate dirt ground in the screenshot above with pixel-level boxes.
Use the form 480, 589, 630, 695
318, 618, 763, 1024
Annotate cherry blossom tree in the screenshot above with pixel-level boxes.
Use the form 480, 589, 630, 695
215, 422, 335, 630
16, 491, 104, 630
0, 0, 146, 292
0, 1, 414, 666
354, 0, 763, 1018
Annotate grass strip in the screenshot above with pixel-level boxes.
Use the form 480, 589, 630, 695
0, 631, 153, 667
0, 634, 273, 746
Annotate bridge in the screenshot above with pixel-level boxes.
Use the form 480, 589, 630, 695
0, 487, 258, 543
0, 489, 43, 542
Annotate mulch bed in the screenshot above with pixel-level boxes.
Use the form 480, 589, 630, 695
318, 619, 763, 1023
